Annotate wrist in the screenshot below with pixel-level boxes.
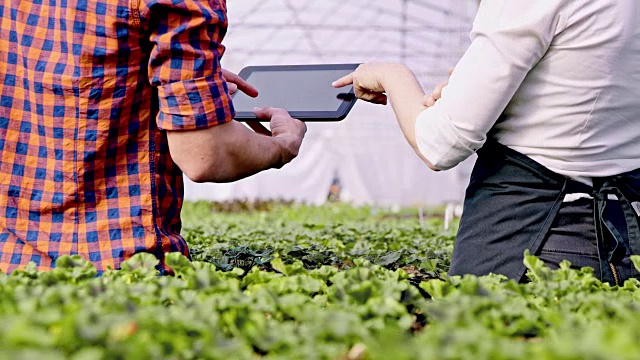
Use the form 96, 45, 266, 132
272, 135, 299, 169
380, 63, 412, 89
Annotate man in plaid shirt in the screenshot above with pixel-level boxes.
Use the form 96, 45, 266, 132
0, 0, 306, 273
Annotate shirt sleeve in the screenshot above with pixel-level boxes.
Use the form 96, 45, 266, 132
141, 0, 235, 131
415, 1, 570, 170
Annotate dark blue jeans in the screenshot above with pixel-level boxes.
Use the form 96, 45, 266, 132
537, 198, 640, 286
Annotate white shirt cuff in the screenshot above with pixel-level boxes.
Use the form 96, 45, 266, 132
415, 105, 483, 170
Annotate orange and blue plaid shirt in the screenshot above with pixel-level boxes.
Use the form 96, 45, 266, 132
0, 0, 234, 273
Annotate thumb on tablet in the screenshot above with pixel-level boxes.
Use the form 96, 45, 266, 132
253, 107, 277, 120
253, 107, 293, 124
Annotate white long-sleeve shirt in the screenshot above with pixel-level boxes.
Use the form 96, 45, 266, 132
415, 0, 640, 183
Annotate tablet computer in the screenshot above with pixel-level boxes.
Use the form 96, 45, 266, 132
231, 64, 359, 122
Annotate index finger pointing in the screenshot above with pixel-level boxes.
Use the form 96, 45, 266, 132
233, 77, 259, 98
332, 73, 354, 88
223, 70, 259, 98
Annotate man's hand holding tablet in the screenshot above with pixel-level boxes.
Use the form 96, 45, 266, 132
224, 68, 306, 154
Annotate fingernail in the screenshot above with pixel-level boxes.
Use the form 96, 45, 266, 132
253, 107, 262, 111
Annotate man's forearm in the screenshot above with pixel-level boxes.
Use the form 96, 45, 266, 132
205, 122, 288, 183
167, 121, 291, 183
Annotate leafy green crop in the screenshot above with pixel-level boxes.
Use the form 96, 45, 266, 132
1, 202, 639, 359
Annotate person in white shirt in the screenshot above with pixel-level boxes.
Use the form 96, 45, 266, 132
334, 0, 640, 284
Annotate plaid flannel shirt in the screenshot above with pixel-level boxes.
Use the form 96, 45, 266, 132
0, 0, 234, 273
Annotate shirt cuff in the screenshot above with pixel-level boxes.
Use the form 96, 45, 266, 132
415, 105, 483, 170
156, 75, 235, 131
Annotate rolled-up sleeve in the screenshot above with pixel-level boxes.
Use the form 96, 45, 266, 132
142, 0, 234, 131
415, 0, 567, 170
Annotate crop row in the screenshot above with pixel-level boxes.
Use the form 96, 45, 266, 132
0, 203, 639, 359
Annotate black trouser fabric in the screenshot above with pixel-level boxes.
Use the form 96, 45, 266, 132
538, 198, 640, 285
450, 141, 640, 285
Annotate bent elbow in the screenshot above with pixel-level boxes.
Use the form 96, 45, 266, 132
175, 155, 219, 183
184, 168, 210, 183
180, 162, 211, 183
410, 144, 442, 172
415, 149, 442, 172
180, 157, 239, 183
423, 154, 457, 172
426, 161, 441, 172
414, 136, 473, 172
